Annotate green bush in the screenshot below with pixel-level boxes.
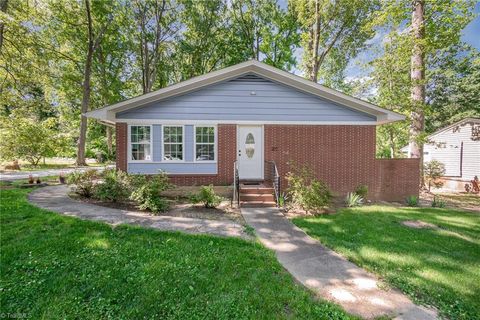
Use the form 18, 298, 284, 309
66, 169, 98, 197
345, 192, 363, 207
424, 160, 446, 191
93, 169, 130, 202
354, 184, 368, 199
286, 164, 332, 214
129, 172, 172, 213
406, 195, 419, 207
189, 185, 223, 208
431, 195, 446, 208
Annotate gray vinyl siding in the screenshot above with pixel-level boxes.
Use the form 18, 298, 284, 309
423, 120, 480, 180
117, 74, 376, 122
128, 124, 216, 175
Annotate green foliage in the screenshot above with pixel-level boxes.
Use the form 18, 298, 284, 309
424, 160, 446, 191
93, 169, 130, 202
345, 192, 364, 207
0, 116, 68, 166
291, 0, 379, 84
431, 195, 446, 208
67, 169, 98, 198
129, 172, 172, 213
354, 185, 368, 199
406, 195, 419, 207
189, 185, 223, 208
293, 205, 480, 319
1, 187, 354, 319
286, 164, 332, 213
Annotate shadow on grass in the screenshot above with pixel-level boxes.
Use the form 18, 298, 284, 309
293, 205, 480, 320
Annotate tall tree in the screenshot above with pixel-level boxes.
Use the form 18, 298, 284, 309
0, 0, 7, 52
175, 0, 233, 80
427, 46, 480, 132
291, 0, 378, 83
130, 0, 179, 93
76, 0, 110, 166
230, 0, 299, 70
408, 0, 425, 169
368, 0, 476, 175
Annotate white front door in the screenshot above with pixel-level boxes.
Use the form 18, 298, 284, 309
237, 125, 263, 180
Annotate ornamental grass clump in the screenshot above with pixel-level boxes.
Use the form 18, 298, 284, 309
345, 192, 364, 207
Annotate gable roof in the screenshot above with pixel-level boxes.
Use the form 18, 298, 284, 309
86, 60, 405, 125
400, 117, 480, 152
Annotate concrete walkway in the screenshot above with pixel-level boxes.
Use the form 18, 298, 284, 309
29, 185, 249, 239
241, 207, 438, 320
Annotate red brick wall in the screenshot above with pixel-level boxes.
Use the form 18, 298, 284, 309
264, 125, 419, 201
372, 159, 420, 201
265, 125, 376, 196
116, 123, 127, 172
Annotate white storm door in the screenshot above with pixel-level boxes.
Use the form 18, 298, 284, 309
237, 125, 263, 180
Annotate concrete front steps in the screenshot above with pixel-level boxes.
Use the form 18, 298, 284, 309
239, 182, 276, 207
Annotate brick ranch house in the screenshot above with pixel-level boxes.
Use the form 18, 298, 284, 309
86, 60, 419, 204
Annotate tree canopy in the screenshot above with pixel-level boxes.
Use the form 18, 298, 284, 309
0, 0, 478, 165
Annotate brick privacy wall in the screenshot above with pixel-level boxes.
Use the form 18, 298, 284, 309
115, 123, 127, 171
163, 124, 237, 186
264, 125, 419, 201
265, 125, 376, 196
373, 159, 420, 201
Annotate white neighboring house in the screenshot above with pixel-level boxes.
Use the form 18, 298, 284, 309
401, 118, 480, 192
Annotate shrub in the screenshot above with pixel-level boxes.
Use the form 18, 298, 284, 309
406, 195, 419, 207
354, 184, 368, 199
424, 160, 446, 191
67, 169, 98, 197
129, 172, 172, 213
431, 195, 446, 208
345, 192, 363, 207
93, 169, 130, 202
286, 164, 332, 214
190, 185, 223, 208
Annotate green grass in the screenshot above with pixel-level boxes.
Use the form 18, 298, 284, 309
0, 188, 354, 319
293, 205, 480, 320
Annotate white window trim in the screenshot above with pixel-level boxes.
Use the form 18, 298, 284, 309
128, 124, 153, 163
162, 125, 185, 163
193, 125, 217, 163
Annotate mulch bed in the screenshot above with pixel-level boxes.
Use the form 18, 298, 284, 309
69, 193, 244, 224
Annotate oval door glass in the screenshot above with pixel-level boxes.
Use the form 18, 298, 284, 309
245, 133, 255, 158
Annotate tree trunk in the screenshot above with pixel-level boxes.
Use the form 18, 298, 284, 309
408, 0, 426, 185
106, 126, 113, 156
389, 129, 395, 158
76, 0, 94, 166
0, 0, 8, 52
309, 0, 321, 82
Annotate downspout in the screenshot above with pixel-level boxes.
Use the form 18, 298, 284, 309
460, 142, 463, 178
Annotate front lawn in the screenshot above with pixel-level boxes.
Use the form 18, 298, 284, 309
293, 206, 480, 320
0, 187, 353, 319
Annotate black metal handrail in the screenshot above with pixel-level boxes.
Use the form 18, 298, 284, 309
265, 160, 280, 207
232, 160, 240, 207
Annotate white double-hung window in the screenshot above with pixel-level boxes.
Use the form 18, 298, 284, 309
130, 125, 151, 161
163, 126, 184, 161
195, 126, 215, 161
